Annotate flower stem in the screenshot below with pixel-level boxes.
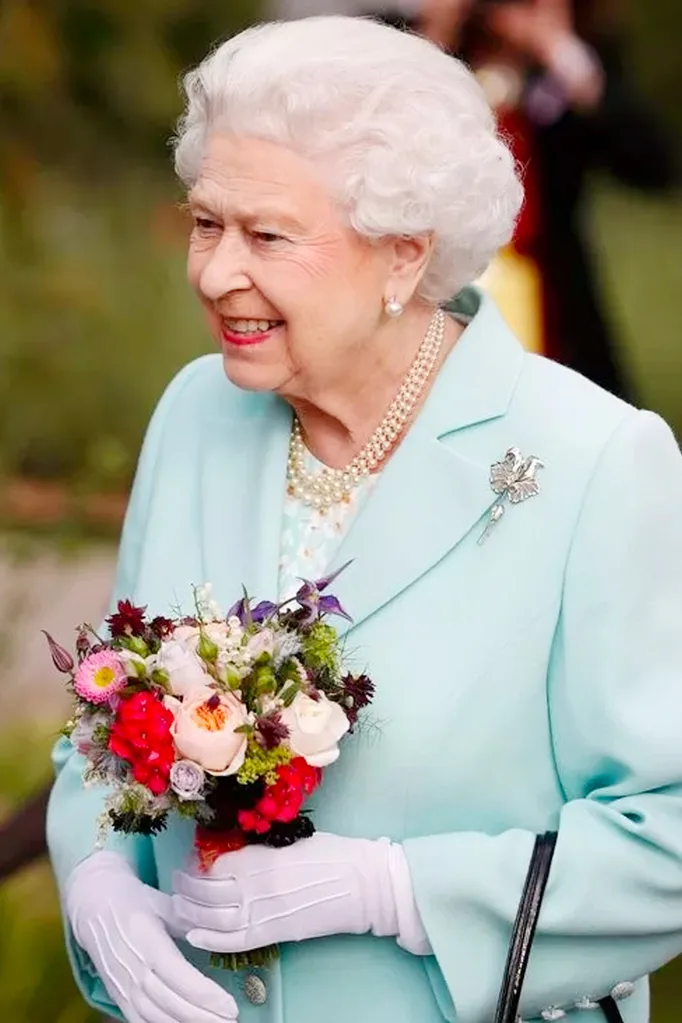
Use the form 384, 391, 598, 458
209, 945, 280, 971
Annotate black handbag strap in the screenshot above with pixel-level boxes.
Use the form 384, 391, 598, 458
493, 831, 625, 1023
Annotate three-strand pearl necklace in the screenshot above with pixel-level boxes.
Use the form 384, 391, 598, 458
287, 307, 446, 511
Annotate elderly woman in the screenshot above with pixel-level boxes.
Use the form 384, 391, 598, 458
47, 15, 682, 1023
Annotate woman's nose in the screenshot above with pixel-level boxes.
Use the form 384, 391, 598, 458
198, 233, 251, 301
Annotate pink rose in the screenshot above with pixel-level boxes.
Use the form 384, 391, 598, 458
166, 688, 248, 776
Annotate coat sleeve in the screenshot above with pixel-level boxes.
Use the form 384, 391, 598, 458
402, 410, 682, 1022
46, 356, 214, 1018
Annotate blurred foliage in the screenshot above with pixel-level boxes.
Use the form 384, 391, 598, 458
0, 176, 207, 489
0, 0, 263, 494
0, 0, 678, 192
0, 0, 262, 186
627, 0, 682, 142
0, 725, 99, 1022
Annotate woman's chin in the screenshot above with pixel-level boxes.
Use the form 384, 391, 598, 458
221, 353, 281, 393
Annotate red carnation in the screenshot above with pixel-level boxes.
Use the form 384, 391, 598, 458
109, 691, 175, 795
106, 599, 148, 639
238, 757, 321, 834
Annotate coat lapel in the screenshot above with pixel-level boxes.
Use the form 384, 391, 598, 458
199, 391, 292, 609
328, 292, 525, 635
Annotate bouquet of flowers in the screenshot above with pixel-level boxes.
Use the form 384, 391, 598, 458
45, 568, 374, 966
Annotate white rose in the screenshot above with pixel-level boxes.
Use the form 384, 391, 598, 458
157, 639, 212, 698
280, 692, 350, 768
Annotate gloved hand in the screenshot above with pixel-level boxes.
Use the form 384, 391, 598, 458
65, 850, 239, 1022
171, 832, 431, 957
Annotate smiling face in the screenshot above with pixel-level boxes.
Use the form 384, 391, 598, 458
187, 133, 401, 399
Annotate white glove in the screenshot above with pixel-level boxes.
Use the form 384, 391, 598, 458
171, 832, 431, 956
65, 850, 239, 1022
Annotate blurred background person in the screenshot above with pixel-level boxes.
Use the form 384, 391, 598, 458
442, 0, 677, 400
272, 0, 678, 400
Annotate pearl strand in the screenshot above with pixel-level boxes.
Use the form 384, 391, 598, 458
287, 308, 446, 511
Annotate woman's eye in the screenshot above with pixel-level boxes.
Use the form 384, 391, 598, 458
253, 231, 282, 244
194, 217, 218, 231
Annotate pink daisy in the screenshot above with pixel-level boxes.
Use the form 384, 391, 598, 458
74, 650, 128, 705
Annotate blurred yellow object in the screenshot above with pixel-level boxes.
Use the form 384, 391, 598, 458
477, 246, 543, 354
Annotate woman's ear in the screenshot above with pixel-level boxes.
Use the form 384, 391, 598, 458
384, 233, 435, 305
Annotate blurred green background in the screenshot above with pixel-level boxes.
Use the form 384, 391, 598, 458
0, 0, 680, 1020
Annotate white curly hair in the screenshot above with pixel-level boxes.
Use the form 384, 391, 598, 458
173, 16, 524, 303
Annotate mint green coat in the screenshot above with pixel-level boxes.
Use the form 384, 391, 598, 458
48, 290, 682, 1023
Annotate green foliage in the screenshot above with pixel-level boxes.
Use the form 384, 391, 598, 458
626, 0, 682, 141
301, 622, 341, 675
237, 739, 292, 786
0, 726, 99, 1022
0, 1, 264, 181
251, 662, 278, 697
0, 175, 207, 490
108, 805, 168, 836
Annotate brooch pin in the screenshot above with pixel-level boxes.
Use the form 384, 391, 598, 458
478, 447, 544, 545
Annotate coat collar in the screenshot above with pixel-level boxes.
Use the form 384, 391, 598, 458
198, 288, 525, 631
328, 288, 525, 633
418, 287, 525, 438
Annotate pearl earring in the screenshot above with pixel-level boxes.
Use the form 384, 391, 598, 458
384, 296, 404, 319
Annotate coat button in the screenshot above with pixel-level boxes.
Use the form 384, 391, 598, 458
243, 973, 268, 1005
611, 981, 635, 1001
541, 1009, 566, 1021
574, 997, 601, 1011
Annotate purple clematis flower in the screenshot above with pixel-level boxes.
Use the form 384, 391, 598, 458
251, 600, 279, 623
295, 561, 353, 626
227, 596, 278, 627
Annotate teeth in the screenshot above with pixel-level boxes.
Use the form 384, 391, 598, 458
226, 319, 280, 334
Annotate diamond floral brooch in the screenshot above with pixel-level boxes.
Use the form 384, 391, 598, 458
478, 447, 544, 545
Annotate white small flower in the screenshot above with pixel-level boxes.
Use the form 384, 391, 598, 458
195, 583, 224, 622
222, 618, 244, 650
273, 631, 302, 667
170, 760, 206, 802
